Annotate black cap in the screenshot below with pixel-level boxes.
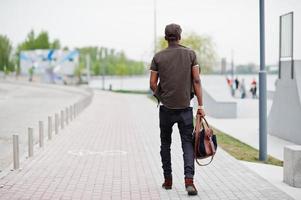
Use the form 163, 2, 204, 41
165, 23, 182, 41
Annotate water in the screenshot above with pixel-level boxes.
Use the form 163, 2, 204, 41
89, 74, 278, 92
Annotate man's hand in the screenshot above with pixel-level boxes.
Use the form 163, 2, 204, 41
197, 108, 206, 118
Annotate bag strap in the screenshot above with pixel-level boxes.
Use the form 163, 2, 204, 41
194, 115, 201, 161
194, 115, 215, 166
195, 154, 215, 166
202, 117, 210, 129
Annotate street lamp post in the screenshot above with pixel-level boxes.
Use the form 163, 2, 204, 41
259, 0, 267, 161
101, 49, 106, 90
85, 54, 91, 84
231, 50, 234, 80
154, 0, 157, 54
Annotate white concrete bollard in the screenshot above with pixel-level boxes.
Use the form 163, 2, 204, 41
13, 135, 19, 170
73, 105, 75, 118
70, 105, 73, 121
39, 121, 44, 148
55, 113, 59, 134
69, 106, 72, 121
28, 128, 34, 157
61, 110, 64, 129
71, 105, 74, 119
284, 145, 301, 187
65, 107, 69, 125
48, 116, 52, 140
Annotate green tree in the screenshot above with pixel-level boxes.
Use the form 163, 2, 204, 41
77, 46, 145, 76
34, 31, 50, 49
50, 39, 61, 49
157, 32, 217, 73
0, 35, 13, 72
74, 63, 84, 84
17, 30, 61, 51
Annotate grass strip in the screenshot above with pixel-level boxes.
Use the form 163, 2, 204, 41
213, 127, 283, 166
112, 89, 150, 95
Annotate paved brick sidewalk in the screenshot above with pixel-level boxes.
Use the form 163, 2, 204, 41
0, 91, 294, 200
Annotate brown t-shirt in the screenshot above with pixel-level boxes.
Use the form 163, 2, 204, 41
150, 44, 199, 109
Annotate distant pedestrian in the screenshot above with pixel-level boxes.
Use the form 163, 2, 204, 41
226, 77, 235, 96
150, 23, 205, 196
234, 77, 240, 90
240, 78, 246, 99
28, 66, 34, 82
226, 76, 231, 86
250, 78, 257, 98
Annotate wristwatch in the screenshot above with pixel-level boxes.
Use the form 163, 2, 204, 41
198, 105, 204, 110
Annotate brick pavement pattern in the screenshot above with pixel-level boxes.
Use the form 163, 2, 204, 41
0, 91, 294, 199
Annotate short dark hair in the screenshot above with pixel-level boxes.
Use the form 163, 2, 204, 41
165, 23, 182, 42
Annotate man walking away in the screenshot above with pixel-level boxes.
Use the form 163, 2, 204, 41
149, 23, 205, 196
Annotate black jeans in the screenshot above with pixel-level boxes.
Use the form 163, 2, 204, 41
159, 105, 195, 179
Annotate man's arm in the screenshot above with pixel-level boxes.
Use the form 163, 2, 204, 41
150, 71, 159, 93
192, 66, 205, 117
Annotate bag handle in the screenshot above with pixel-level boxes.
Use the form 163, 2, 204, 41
194, 115, 215, 166
195, 154, 215, 166
202, 117, 210, 129
194, 115, 201, 162
194, 115, 211, 140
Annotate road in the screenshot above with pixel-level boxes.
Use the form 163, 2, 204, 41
0, 80, 91, 170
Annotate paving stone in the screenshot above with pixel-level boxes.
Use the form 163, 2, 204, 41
0, 91, 294, 199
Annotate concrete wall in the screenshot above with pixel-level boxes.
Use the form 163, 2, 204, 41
268, 60, 301, 144
195, 88, 237, 118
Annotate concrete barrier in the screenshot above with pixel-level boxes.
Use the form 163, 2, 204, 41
196, 89, 237, 118
13, 135, 19, 170
284, 145, 301, 188
55, 113, 59, 135
196, 76, 238, 118
69, 106, 73, 121
28, 128, 34, 157
48, 116, 52, 140
39, 121, 44, 148
65, 107, 69, 125
61, 110, 64, 129
268, 60, 301, 144
73, 104, 76, 118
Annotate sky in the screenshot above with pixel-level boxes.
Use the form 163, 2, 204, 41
0, 0, 300, 65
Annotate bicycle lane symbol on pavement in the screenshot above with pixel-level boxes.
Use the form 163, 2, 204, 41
67, 149, 127, 156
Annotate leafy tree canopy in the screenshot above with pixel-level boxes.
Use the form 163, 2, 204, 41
77, 46, 145, 76
17, 30, 61, 52
157, 32, 217, 74
0, 34, 13, 71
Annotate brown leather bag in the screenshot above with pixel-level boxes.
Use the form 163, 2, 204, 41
194, 115, 217, 166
